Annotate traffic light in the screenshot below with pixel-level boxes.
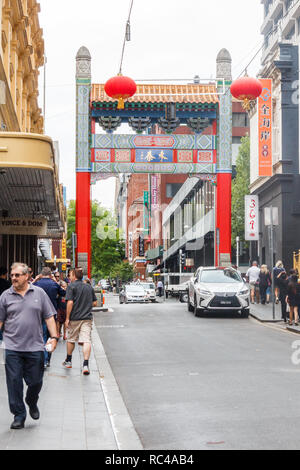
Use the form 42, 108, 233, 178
180, 251, 186, 266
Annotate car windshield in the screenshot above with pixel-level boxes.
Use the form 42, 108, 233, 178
200, 269, 242, 284
126, 286, 145, 293
141, 283, 155, 289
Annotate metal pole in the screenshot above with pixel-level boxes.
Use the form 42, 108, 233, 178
236, 236, 240, 268
163, 266, 166, 302
270, 206, 275, 320
179, 248, 182, 275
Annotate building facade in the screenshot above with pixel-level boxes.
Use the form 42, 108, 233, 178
249, 1, 300, 268
0, 0, 44, 133
0, 1, 65, 273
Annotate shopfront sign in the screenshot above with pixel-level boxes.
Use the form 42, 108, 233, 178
128, 231, 133, 262
258, 79, 272, 177
245, 195, 259, 241
0, 218, 47, 236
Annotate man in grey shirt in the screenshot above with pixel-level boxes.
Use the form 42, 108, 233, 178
0, 263, 58, 430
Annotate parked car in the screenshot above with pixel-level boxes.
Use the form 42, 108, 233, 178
119, 284, 147, 304
139, 282, 157, 302
187, 266, 250, 317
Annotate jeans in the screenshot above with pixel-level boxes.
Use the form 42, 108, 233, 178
260, 286, 267, 304
5, 350, 44, 420
42, 321, 51, 365
281, 300, 287, 321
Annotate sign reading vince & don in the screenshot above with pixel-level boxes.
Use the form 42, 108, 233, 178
0, 218, 47, 236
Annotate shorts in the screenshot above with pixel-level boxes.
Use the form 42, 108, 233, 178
249, 281, 259, 292
67, 320, 93, 344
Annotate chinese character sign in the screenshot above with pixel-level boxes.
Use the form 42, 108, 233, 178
245, 195, 259, 241
258, 79, 272, 177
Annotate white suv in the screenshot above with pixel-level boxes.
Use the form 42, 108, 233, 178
187, 266, 250, 318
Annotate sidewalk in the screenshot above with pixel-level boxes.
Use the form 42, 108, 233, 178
250, 302, 300, 334
250, 302, 282, 322
0, 321, 143, 450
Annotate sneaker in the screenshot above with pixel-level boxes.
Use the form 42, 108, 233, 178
62, 361, 72, 369
82, 365, 90, 376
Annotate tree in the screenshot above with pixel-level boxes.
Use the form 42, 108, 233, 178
110, 261, 136, 283
231, 136, 250, 249
67, 200, 125, 278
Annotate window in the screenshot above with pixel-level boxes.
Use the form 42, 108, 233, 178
232, 113, 249, 127
166, 183, 183, 198
286, 25, 295, 40
232, 136, 242, 144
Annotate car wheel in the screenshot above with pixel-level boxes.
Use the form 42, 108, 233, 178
180, 293, 188, 303
194, 296, 201, 317
241, 309, 250, 318
187, 295, 194, 312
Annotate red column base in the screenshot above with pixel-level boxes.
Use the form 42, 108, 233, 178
216, 173, 232, 266
76, 172, 91, 278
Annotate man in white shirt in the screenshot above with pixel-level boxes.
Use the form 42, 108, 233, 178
246, 261, 260, 304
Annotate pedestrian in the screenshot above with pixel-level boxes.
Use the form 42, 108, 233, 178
157, 279, 164, 297
273, 261, 285, 304
0, 266, 11, 295
57, 281, 68, 340
258, 265, 272, 305
33, 267, 66, 368
0, 266, 10, 342
63, 268, 97, 375
277, 270, 289, 322
287, 274, 299, 326
0, 263, 58, 429
27, 267, 34, 282
246, 261, 260, 304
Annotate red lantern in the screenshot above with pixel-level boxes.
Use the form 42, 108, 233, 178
230, 76, 262, 110
104, 74, 137, 109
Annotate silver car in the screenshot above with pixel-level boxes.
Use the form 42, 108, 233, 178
139, 282, 157, 302
119, 285, 147, 304
187, 267, 250, 317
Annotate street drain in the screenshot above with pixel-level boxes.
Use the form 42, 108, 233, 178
206, 441, 225, 445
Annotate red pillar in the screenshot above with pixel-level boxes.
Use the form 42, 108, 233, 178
216, 173, 232, 266
76, 172, 91, 278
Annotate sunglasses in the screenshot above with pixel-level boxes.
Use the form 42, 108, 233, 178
10, 273, 26, 278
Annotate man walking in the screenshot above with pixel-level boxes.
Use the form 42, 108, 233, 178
157, 279, 164, 297
63, 268, 97, 375
0, 263, 58, 429
33, 267, 66, 368
246, 261, 260, 304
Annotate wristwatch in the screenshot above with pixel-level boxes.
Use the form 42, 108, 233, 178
51, 337, 59, 341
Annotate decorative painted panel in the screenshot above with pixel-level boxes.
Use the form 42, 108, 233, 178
94, 149, 111, 162
115, 149, 131, 162
91, 134, 217, 150
217, 84, 232, 172
197, 151, 213, 163
177, 150, 193, 163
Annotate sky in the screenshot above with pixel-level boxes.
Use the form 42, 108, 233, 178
39, 0, 264, 210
